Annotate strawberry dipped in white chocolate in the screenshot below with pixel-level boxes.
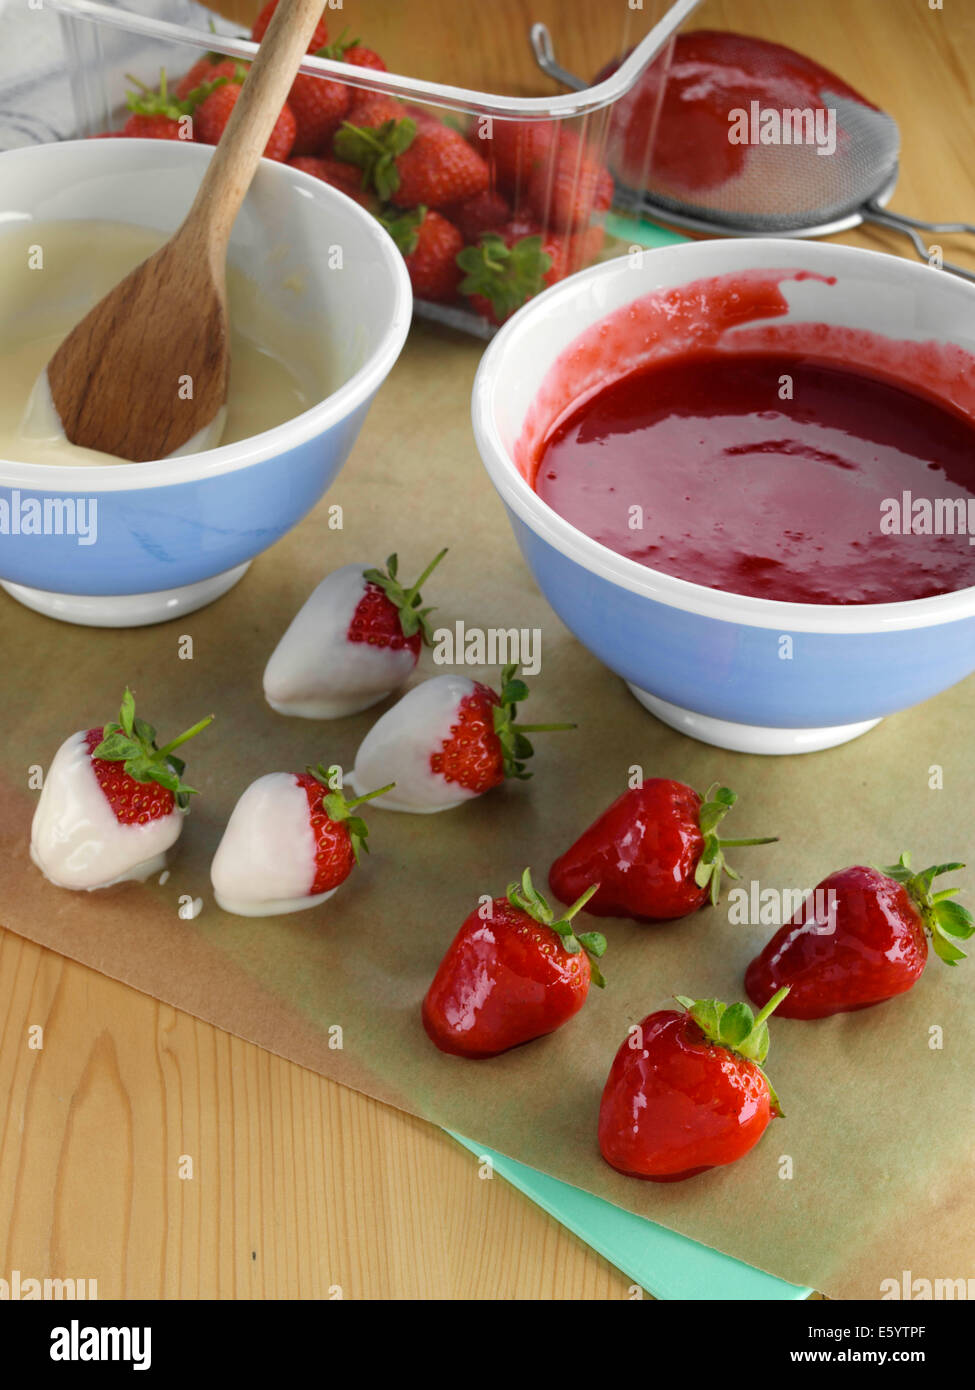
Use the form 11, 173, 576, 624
30, 688, 213, 891
210, 764, 393, 917
351, 665, 575, 814
263, 550, 447, 719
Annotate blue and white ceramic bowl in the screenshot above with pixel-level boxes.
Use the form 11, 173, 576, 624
472, 240, 975, 754
0, 139, 411, 627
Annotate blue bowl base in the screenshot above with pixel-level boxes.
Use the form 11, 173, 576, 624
1, 561, 251, 629
627, 684, 882, 755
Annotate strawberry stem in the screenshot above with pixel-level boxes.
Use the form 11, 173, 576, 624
692, 783, 778, 907
881, 853, 972, 966
157, 713, 215, 757
507, 868, 607, 986
361, 549, 447, 645
492, 664, 575, 781
674, 988, 789, 1115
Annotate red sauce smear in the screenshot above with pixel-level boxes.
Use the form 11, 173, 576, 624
598, 30, 875, 196
522, 270, 975, 605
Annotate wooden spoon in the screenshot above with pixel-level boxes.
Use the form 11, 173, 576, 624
46, 0, 327, 463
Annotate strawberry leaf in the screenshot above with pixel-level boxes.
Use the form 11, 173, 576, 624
91, 687, 212, 809
334, 117, 416, 200
361, 548, 447, 645
881, 854, 970, 967
457, 233, 552, 321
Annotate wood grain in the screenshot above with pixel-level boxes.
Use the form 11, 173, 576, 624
2, 0, 972, 1300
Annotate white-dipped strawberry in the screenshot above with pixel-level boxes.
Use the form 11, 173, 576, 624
210, 764, 393, 917
352, 665, 575, 814
263, 550, 447, 719
30, 687, 213, 891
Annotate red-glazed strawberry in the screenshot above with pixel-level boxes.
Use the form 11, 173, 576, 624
745, 857, 971, 1019
210, 765, 393, 917
598, 989, 789, 1182
527, 138, 613, 230
390, 123, 489, 208
252, 0, 329, 51
422, 868, 606, 1057
379, 207, 463, 302
196, 82, 296, 160
287, 71, 350, 154
29, 687, 213, 893
446, 188, 512, 243
264, 552, 447, 720
352, 666, 575, 813
550, 780, 777, 921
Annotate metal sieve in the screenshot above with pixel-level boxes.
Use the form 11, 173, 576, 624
532, 24, 975, 282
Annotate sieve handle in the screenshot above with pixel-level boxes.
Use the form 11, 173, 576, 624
531, 24, 588, 91
862, 203, 975, 283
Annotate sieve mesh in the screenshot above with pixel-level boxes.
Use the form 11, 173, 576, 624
597, 30, 901, 233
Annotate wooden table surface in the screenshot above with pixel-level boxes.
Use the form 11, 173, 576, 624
2, 0, 973, 1300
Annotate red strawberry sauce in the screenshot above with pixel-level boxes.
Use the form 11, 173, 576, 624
524, 269, 975, 605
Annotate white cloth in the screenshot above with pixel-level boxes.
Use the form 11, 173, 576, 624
0, 0, 240, 148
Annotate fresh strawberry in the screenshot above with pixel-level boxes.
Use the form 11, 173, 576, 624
341, 44, 387, 73
599, 989, 789, 1181
196, 82, 296, 160
527, 137, 613, 230
423, 868, 606, 1057
287, 71, 350, 155
29, 688, 213, 892
315, 30, 388, 73
343, 90, 407, 129
550, 780, 777, 921
390, 122, 489, 208
122, 68, 216, 141
252, 0, 329, 51
446, 188, 512, 243
379, 207, 463, 302
333, 112, 416, 198
745, 856, 971, 1019
264, 552, 447, 719
457, 228, 557, 324
287, 154, 376, 206
210, 765, 392, 917
352, 666, 575, 813
175, 56, 249, 100
485, 119, 558, 189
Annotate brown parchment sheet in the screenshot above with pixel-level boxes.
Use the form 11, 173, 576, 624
2, 321, 973, 1300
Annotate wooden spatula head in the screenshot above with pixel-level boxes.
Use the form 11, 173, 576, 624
43, 0, 330, 463
47, 235, 229, 463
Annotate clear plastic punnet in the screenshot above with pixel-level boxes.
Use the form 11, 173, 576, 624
48, 0, 700, 334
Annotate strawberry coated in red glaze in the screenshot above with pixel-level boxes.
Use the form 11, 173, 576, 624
550, 779, 777, 922
431, 664, 575, 795
422, 868, 605, 1057
346, 549, 447, 655
745, 857, 971, 1019
87, 687, 213, 824
293, 766, 393, 894
598, 989, 789, 1182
